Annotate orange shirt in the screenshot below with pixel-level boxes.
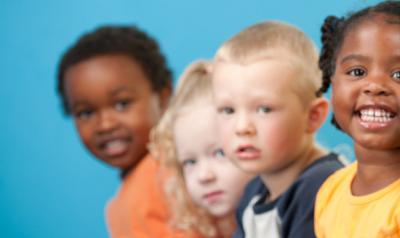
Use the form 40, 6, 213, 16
106, 154, 201, 238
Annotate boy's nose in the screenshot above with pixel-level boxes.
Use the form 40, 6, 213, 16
96, 110, 119, 133
235, 113, 256, 136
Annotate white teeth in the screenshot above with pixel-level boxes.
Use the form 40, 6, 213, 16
105, 139, 125, 148
368, 109, 374, 116
103, 139, 127, 156
359, 108, 394, 123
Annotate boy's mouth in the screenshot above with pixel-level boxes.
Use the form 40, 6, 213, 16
98, 138, 131, 157
235, 145, 261, 160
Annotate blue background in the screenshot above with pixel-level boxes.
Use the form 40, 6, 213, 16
0, 0, 379, 237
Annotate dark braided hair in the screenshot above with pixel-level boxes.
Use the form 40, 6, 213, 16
317, 0, 400, 129
57, 25, 173, 115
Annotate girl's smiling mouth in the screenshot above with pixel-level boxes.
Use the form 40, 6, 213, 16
355, 105, 397, 130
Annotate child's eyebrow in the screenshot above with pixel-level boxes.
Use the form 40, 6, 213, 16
109, 86, 134, 96
340, 54, 370, 64
388, 55, 400, 63
70, 100, 90, 110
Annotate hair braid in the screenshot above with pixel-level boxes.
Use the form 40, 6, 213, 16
317, 16, 343, 96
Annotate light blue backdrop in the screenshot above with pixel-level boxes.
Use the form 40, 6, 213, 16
0, 0, 380, 237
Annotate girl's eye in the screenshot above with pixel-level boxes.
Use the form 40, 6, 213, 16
213, 148, 225, 159
257, 106, 271, 114
218, 107, 234, 115
391, 70, 400, 81
115, 99, 131, 111
181, 158, 197, 169
75, 109, 94, 120
347, 68, 366, 77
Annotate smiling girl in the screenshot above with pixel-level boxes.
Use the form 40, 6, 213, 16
315, 1, 400, 237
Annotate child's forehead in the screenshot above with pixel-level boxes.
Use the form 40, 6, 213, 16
343, 13, 400, 40
338, 16, 400, 56
212, 58, 313, 105
64, 55, 156, 102
216, 47, 297, 64
213, 58, 297, 86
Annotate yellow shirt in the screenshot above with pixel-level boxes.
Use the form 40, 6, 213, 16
315, 162, 400, 238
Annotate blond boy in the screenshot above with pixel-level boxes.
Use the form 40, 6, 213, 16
212, 21, 344, 238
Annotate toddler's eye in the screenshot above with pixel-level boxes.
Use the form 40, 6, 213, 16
213, 148, 225, 159
181, 158, 197, 169
75, 109, 94, 120
347, 68, 366, 77
257, 106, 271, 114
115, 99, 131, 111
391, 70, 400, 81
218, 107, 234, 115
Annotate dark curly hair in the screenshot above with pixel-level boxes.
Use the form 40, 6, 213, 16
57, 25, 173, 115
317, 0, 400, 129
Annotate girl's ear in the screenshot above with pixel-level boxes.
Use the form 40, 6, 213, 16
306, 97, 329, 133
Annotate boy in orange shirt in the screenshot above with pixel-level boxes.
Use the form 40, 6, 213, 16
57, 25, 188, 237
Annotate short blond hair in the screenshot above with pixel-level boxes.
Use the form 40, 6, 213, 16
149, 60, 218, 237
214, 21, 322, 105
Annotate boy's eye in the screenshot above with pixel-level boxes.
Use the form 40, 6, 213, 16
218, 107, 234, 115
74, 109, 94, 120
391, 70, 400, 82
213, 148, 225, 159
114, 99, 131, 111
257, 106, 271, 114
347, 68, 366, 77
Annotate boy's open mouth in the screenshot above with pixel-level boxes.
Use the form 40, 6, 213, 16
98, 137, 132, 157
235, 145, 261, 160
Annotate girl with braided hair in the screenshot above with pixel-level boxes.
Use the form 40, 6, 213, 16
314, 1, 400, 237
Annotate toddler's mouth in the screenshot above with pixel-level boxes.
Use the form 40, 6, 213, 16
235, 145, 261, 160
357, 108, 396, 123
98, 138, 131, 157
354, 105, 397, 130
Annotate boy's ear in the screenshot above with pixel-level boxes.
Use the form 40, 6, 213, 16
158, 82, 172, 113
306, 97, 329, 133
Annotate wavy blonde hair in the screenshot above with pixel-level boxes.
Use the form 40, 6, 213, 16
149, 60, 218, 237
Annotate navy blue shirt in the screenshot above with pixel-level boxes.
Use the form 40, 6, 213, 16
233, 153, 344, 238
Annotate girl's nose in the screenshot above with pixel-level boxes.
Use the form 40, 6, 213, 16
362, 74, 392, 97
197, 161, 216, 184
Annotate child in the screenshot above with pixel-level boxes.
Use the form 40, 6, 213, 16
150, 60, 254, 237
57, 25, 191, 237
211, 21, 344, 237
315, 1, 400, 237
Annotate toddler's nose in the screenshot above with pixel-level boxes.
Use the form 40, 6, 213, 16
96, 109, 119, 133
362, 74, 392, 97
197, 162, 216, 184
235, 113, 256, 136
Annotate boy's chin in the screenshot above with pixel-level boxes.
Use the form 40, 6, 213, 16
97, 155, 140, 171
